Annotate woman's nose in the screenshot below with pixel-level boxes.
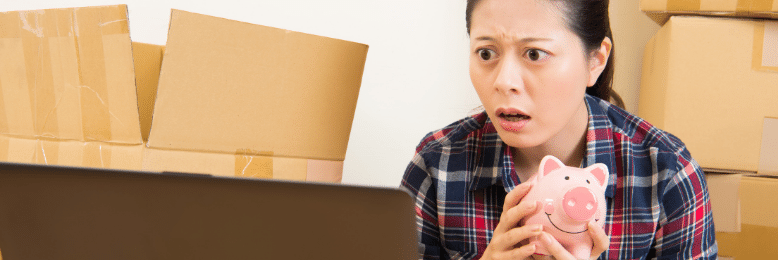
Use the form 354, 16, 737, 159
494, 57, 523, 95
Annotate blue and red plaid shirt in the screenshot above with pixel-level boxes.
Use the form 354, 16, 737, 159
400, 95, 717, 259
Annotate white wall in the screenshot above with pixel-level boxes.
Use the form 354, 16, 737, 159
1, 0, 658, 188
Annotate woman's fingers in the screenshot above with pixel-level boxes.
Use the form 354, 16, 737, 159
503, 243, 537, 260
588, 221, 610, 259
537, 232, 577, 260
536, 222, 610, 260
502, 182, 533, 214
491, 223, 544, 251
495, 200, 541, 236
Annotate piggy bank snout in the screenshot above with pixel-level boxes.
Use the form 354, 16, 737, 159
562, 187, 598, 222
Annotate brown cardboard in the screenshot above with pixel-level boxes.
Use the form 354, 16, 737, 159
639, 16, 778, 173
1, 6, 365, 183
142, 149, 342, 183
640, 0, 778, 25
146, 9, 368, 161
716, 176, 778, 259
132, 42, 164, 142
759, 118, 778, 175
0, 5, 141, 144
705, 173, 742, 233
0, 5, 145, 172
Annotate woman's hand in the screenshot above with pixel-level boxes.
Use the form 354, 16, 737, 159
532, 220, 610, 260
480, 182, 543, 260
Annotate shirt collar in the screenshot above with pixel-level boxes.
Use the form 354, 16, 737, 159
467, 95, 617, 199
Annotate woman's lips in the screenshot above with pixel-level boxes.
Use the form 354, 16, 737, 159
496, 108, 530, 132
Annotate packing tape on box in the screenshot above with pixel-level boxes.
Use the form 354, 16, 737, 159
667, 0, 701, 11
33, 140, 112, 168
82, 142, 112, 168
36, 139, 60, 165
665, 0, 778, 11
0, 11, 34, 137
233, 150, 343, 183
754, 21, 778, 72
74, 6, 129, 142
0, 6, 129, 142
234, 149, 274, 179
735, 0, 777, 12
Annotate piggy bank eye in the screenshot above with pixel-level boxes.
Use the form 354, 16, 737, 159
586, 180, 590, 184
564, 176, 569, 180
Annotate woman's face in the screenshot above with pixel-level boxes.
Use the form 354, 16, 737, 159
469, 0, 606, 149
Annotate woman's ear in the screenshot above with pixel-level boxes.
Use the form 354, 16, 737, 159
587, 37, 612, 87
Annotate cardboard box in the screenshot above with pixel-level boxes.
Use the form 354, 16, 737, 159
0, 5, 145, 170
641, 0, 778, 25
142, 9, 368, 182
712, 175, 778, 259
1, 6, 368, 183
638, 16, 778, 173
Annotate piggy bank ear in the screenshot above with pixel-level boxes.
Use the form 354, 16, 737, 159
585, 163, 609, 188
539, 155, 565, 178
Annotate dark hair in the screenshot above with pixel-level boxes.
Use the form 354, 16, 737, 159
465, 0, 624, 108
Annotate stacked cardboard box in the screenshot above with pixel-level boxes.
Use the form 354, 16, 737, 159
0, 5, 368, 181
0, 6, 146, 170
639, 1, 778, 258
641, 0, 778, 25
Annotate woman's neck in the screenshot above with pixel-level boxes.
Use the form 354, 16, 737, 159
512, 102, 589, 183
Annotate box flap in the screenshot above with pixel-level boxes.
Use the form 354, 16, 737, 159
0, 5, 142, 144
147, 10, 368, 161
132, 42, 164, 142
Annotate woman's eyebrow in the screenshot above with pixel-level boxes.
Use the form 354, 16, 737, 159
474, 35, 554, 43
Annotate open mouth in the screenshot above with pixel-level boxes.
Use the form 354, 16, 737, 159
499, 112, 530, 122
545, 213, 594, 234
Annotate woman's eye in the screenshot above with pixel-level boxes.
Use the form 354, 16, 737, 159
477, 49, 497, 61
525, 49, 549, 61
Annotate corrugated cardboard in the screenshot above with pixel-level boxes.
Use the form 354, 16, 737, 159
1, 6, 366, 184
705, 173, 742, 233
716, 176, 778, 259
0, 5, 145, 171
143, 10, 368, 182
639, 16, 778, 173
132, 42, 164, 142
147, 9, 368, 161
143, 149, 342, 182
641, 0, 778, 25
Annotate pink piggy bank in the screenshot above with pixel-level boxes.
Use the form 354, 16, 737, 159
520, 155, 609, 259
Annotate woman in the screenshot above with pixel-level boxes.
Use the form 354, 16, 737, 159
400, 0, 717, 259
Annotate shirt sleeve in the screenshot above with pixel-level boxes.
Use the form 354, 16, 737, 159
400, 149, 446, 260
653, 154, 718, 259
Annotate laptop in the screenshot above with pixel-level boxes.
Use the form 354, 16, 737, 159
0, 162, 418, 260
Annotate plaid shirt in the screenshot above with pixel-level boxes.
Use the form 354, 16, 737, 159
400, 95, 717, 259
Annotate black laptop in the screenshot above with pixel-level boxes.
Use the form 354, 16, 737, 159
0, 162, 417, 260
